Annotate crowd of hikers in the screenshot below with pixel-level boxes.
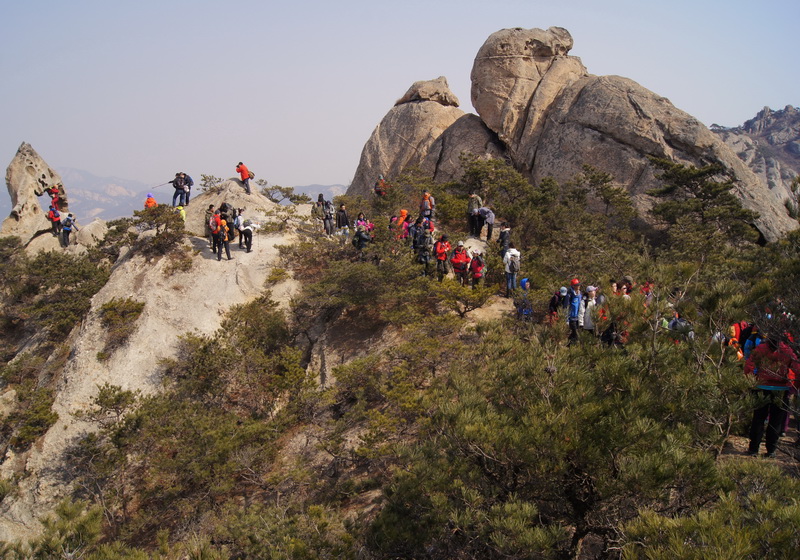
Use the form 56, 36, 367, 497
319, 178, 800, 458
204, 203, 258, 260
41, 182, 79, 247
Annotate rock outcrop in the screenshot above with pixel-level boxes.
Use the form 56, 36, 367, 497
347, 26, 798, 242
420, 114, 507, 182
348, 77, 464, 195
712, 105, 800, 207
470, 26, 587, 170
1, 143, 69, 248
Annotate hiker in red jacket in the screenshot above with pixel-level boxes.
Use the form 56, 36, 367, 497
450, 242, 471, 286
744, 336, 799, 457
236, 162, 251, 194
434, 234, 451, 282
47, 205, 61, 236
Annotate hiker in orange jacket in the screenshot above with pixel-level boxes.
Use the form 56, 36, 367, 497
144, 193, 158, 209
236, 162, 251, 194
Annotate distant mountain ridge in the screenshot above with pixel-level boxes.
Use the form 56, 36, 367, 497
711, 105, 800, 197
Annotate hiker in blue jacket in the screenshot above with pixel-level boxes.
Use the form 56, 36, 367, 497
564, 278, 583, 346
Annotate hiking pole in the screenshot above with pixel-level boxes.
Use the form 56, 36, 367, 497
151, 182, 171, 189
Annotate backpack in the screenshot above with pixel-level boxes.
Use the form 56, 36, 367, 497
209, 215, 218, 232
63, 217, 73, 229
51, 209, 60, 220
509, 254, 520, 273
243, 219, 252, 228
248, 170, 255, 179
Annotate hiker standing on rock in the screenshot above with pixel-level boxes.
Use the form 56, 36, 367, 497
311, 194, 326, 233
467, 192, 483, 236
61, 213, 79, 247
182, 173, 193, 206
335, 203, 350, 238
217, 218, 233, 261
236, 162, 252, 194
47, 205, 61, 236
503, 243, 521, 298
204, 204, 215, 247
169, 173, 186, 207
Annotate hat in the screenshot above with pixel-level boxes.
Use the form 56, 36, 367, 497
457, 241, 464, 247
147, 193, 153, 197
442, 234, 449, 240
623, 275, 633, 284
571, 278, 580, 286
586, 285, 597, 292
559, 287, 568, 296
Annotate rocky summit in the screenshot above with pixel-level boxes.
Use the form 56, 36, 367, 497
712, 105, 800, 207
348, 26, 798, 242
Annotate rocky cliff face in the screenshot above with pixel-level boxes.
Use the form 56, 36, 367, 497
0, 183, 300, 541
712, 105, 800, 208
348, 26, 798, 242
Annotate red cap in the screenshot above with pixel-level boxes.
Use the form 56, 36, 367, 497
571, 278, 580, 286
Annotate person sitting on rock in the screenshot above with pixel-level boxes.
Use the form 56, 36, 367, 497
144, 193, 158, 209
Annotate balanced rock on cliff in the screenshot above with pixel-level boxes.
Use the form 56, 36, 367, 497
348, 77, 465, 195
1, 143, 68, 248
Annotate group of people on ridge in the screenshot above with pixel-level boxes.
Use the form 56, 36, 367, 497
205, 203, 257, 260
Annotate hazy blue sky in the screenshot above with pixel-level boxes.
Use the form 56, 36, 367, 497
1, 0, 797, 189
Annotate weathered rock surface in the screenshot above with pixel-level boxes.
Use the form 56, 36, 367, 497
2, 143, 69, 247
348, 78, 465, 196
529, 76, 797, 241
421, 114, 507, 182
0, 187, 298, 542
395, 76, 460, 107
712, 105, 800, 206
470, 26, 587, 167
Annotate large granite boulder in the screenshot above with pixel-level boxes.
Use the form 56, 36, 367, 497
1, 143, 69, 246
420, 114, 507, 182
470, 26, 587, 169
530, 75, 797, 241
348, 77, 464, 196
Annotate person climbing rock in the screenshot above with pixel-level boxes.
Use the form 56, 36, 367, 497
236, 162, 252, 194
47, 205, 61, 236
61, 213, 79, 247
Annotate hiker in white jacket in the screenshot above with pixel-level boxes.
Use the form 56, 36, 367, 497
579, 285, 598, 335
503, 244, 521, 298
